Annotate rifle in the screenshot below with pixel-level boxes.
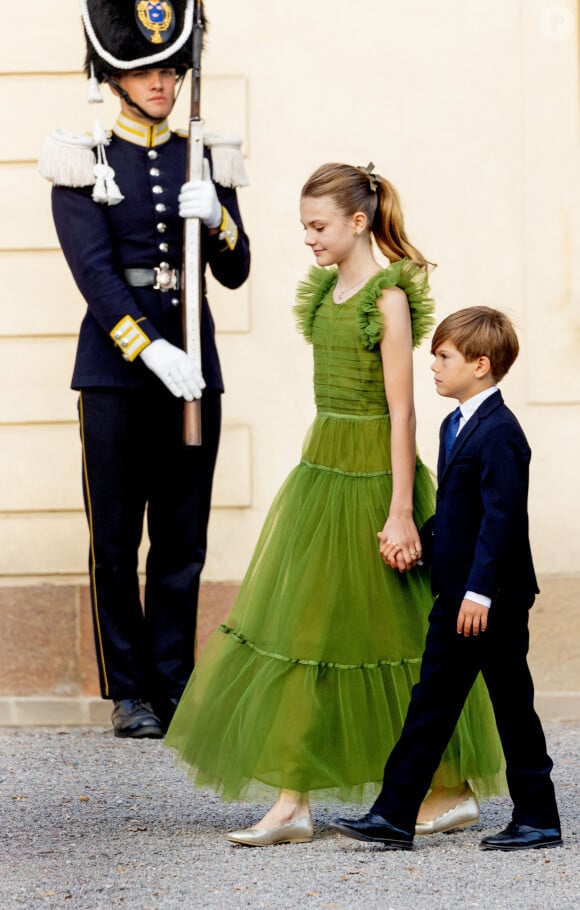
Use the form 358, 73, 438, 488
182, 0, 205, 445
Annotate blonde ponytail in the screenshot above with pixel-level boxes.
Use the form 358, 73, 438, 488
372, 175, 430, 268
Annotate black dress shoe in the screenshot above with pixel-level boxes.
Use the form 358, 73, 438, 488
111, 699, 163, 739
480, 821, 563, 851
330, 812, 413, 849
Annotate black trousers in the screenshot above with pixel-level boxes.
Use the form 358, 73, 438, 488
78, 387, 221, 708
372, 594, 560, 833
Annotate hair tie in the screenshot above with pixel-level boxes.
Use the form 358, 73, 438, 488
358, 161, 381, 192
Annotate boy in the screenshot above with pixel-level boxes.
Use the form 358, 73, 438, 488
331, 307, 562, 851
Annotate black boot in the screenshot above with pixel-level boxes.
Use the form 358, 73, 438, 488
111, 699, 163, 739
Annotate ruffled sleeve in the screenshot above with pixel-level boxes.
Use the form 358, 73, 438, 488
294, 266, 338, 343
357, 260, 435, 350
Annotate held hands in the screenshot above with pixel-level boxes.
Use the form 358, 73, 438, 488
178, 177, 222, 229
377, 514, 422, 573
140, 339, 205, 401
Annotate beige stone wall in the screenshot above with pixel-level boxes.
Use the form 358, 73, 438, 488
0, 2, 578, 711
0, 576, 578, 725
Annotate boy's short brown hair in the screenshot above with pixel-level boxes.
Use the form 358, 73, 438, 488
431, 306, 519, 382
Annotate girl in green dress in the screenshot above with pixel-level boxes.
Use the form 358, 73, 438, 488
166, 162, 505, 845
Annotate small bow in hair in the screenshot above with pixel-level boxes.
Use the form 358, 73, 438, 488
359, 161, 381, 192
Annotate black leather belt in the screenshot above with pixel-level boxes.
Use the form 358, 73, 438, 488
124, 262, 181, 292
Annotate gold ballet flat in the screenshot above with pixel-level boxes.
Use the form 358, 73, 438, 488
415, 794, 480, 835
227, 814, 314, 847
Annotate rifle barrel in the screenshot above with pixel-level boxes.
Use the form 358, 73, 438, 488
182, 1, 205, 446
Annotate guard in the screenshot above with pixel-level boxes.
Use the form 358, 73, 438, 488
39, 0, 250, 738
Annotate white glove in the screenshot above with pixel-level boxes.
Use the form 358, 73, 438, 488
178, 178, 222, 229
140, 339, 205, 401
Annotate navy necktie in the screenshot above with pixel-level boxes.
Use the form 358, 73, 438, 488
444, 407, 462, 462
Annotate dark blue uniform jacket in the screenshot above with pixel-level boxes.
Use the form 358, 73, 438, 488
51, 131, 250, 391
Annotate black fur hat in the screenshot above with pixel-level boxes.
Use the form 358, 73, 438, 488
81, 0, 198, 81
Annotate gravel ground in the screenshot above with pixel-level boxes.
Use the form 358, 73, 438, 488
0, 723, 577, 909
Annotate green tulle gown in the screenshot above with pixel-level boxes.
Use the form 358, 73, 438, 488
166, 261, 506, 803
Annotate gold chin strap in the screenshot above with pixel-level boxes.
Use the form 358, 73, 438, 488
172, 72, 186, 108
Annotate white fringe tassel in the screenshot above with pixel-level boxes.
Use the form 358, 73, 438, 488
87, 64, 103, 104
203, 131, 250, 189
38, 129, 96, 187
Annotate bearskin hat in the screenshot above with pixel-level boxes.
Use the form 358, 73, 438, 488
81, 0, 200, 81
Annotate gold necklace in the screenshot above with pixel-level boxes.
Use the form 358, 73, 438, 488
335, 274, 371, 301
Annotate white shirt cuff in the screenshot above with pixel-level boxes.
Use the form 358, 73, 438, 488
465, 590, 491, 608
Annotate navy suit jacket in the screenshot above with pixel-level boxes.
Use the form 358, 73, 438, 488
428, 390, 539, 603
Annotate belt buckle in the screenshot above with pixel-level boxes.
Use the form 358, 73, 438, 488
153, 261, 178, 292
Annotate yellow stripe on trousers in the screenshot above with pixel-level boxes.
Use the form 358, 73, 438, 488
78, 391, 110, 696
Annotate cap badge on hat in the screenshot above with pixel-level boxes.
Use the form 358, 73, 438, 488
135, 1, 176, 45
